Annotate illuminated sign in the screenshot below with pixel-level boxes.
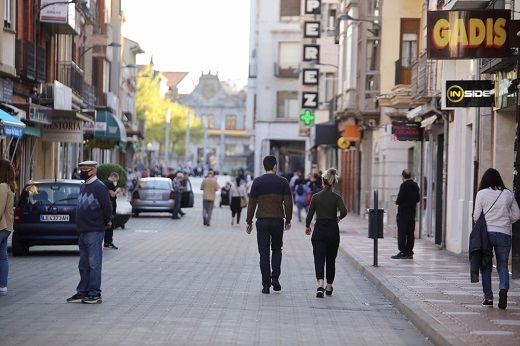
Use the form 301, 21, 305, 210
445, 80, 494, 107
300, 109, 316, 126
427, 10, 510, 59
391, 122, 423, 141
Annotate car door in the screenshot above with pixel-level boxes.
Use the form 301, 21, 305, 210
181, 179, 194, 208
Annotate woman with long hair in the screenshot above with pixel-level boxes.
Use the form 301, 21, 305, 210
0, 159, 16, 296
473, 168, 520, 309
229, 176, 248, 225
305, 168, 348, 298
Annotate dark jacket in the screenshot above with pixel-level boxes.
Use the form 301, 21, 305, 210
468, 212, 493, 283
395, 179, 420, 214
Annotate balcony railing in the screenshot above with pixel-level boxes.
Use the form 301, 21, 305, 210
411, 53, 437, 105
82, 82, 97, 109
56, 61, 84, 96
274, 63, 300, 78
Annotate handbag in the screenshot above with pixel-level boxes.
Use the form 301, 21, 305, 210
238, 185, 248, 208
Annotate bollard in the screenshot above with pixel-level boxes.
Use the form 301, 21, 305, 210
368, 190, 384, 267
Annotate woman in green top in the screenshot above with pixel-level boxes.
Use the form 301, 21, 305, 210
305, 168, 348, 298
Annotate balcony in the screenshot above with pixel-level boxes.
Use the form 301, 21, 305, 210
410, 53, 437, 107
56, 61, 84, 96
274, 63, 300, 78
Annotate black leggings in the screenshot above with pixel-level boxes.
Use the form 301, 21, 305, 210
230, 196, 242, 224
311, 219, 340, 284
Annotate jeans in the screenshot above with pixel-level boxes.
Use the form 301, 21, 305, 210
77, 231, 104, 296
172, 191, 182, 218
296, 201, 308, 221
482, 232, 511, 299
202, 200, 215, 224
0, 230, 11, 287
256, 218, 284, 288
397, 211, 415, 255
311, 220, 340, 284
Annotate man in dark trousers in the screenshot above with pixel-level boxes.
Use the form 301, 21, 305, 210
103, 172, 120, 249
246, 155, 293, 294
392, 169, 420, 259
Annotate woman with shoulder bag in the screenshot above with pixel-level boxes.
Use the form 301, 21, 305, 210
0, 159, 16, 296
473, 168, 520, 309
229, 176, 248, 226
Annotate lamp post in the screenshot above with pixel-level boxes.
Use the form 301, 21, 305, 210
164, 108, 171, 168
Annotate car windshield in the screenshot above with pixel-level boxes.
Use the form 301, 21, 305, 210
19, 183, 81, 205
140, 179, 171, 190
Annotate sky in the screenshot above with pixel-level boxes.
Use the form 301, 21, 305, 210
121, 1, 251, 93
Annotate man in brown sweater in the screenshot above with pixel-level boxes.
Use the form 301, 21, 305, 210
246, 156, 293, 294
200, 169, 219, 226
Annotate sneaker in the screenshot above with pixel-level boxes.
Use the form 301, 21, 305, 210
482, 298, 493, 306
404, 254, 413, 259
499, 289, 508, 309
104, 243, 118, 249
261, 287, 270, 294
0, 287, 7, 296
82, 295, 102, 304
271, 277, 281, 291
391, 252, 406, 259
66, 292, 86, 303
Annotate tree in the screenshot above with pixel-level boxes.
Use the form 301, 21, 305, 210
136, 64, 203, 159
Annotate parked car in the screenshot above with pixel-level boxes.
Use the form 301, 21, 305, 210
12, 179, 82, 256
130, 177, 194, 217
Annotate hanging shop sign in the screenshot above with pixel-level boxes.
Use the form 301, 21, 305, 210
303, 45, 320, 62
427, 10, 510, 59
304, 0, 321, 15
495, 70, 516, 110
304, 21, 320, 38
301, 92, 319, 109
343, 125, 361, 142
445, 80, 494, 108
302, 69, 319, 85
391, 122, 423, 141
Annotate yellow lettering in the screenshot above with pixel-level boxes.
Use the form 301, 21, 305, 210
433, 19, 450, 49
450, 18, 468, 48
467, 18, 485, 48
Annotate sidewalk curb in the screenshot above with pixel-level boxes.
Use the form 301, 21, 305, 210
339, 245, 465, 346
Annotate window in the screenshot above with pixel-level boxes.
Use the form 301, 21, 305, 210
276, 91, 299, 119
401, 34, 417, 67
3, 0, 12, 29
207, 115, 215, 129
277, 42, 300, 77
225, 144, 236, 156
226, 115, 237, 130
366, 39, 379, 71
280, 0, 300, 20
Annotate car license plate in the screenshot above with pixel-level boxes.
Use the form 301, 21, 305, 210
40, 215, 69, 222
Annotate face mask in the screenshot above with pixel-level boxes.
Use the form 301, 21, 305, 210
80, 170, 91, 180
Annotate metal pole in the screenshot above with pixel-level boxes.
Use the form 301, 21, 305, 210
141, 106, 146, 170
164, 108, 170, 169
374, 189, 378, 267
512, 56, 520, 279
185, 110, 191, 162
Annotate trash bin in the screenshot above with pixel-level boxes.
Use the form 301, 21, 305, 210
368, 208, 384, 239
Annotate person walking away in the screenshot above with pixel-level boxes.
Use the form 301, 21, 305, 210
473, 168, 520, 309
230, 177, 248, 225
246, 155, 293, 294
0, 159, 16, 296
200, 170, 219, 226
294, 178, 310, 222
171, 172, 184, 219
220, 182, 231, 207
305, 168, 348, 298
392, 169, 420, 260
67, 161, 113, 304
103, 172, 120, 249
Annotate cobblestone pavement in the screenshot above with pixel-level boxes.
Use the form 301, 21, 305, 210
0, 190, 430, 346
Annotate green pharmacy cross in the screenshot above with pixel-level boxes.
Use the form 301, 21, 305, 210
300, 109, 315, 126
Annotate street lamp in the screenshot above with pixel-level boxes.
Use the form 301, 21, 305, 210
309, 59, 338, 69
81, 42, 121, 56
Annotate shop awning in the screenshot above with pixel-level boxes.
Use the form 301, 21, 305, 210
94, 111, 127, 143
0, 103, 26, 119
0, 108, 25, 138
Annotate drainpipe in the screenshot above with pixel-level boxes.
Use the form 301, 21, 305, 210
432, 90, 448, 249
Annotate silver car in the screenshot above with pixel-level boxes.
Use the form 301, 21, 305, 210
130, 177, 175, 216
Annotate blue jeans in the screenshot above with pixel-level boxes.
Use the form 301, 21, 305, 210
77, 231, 104, 296
256, 218, 284, 288
0, 230, 11, 287
172, 191, 182, 218
296, 201, 308, 221
482, 232, 511, 299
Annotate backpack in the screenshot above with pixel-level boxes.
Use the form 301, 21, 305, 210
296, 184, 304, 196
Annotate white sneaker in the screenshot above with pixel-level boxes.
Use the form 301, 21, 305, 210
0, 287, 7, 296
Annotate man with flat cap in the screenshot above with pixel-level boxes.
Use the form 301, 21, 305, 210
67, 160, 113, 304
